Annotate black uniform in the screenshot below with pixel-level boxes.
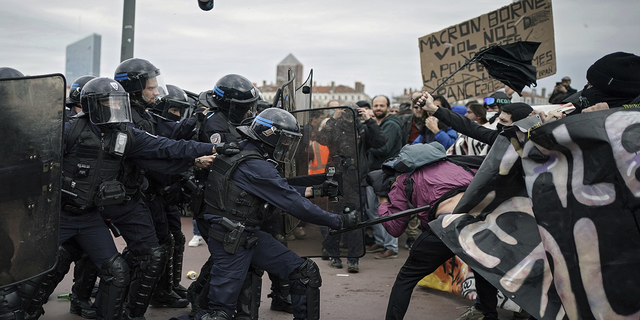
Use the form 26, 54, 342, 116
202, 143, 341, 319
25, 116, 215, 320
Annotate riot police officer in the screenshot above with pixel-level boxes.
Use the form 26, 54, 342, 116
23, 77, 239, 320
145, 84, 196, 306
114, 58, 200, 310
198, 108, 357, 320
66, 75, 96, 118
187, 74, 275, 319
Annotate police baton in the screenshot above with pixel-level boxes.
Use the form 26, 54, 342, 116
329, 205, 430, 236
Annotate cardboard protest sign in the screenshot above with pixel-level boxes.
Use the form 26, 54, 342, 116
419, 0, 556, 100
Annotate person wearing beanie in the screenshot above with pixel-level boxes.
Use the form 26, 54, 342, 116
499, 103, 534, 126
581, 51, 640, 112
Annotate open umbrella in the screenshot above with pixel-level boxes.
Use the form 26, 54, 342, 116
431, 41, 541, 95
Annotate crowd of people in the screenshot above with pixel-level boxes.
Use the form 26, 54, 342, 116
1, 49, 640, 320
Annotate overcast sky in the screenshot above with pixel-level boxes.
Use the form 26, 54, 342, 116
2, 0, 639, 100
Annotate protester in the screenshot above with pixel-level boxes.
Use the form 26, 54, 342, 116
548, 76, 577, 104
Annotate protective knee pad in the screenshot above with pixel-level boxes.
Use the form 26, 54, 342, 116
172, 231, 186, 290
126, 245, 167, 318
22, 245, 74, 318
235, 265, 264, 320
96, 253, 130, 320
289, 258, 321, 320
72, 254, 99, 301
0, 285, 24, 320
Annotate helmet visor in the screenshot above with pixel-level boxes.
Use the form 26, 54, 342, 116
272, 129, 302, 163
228, 96, 259, 125
87, 92, 133, 125
141, 74, 168, 103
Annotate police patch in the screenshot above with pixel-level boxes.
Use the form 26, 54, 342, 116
210, 133, 221, 144
110, 82, 119, 90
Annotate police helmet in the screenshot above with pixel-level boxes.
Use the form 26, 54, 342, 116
153, 84, 191, 121
237, 108, 301, 163
0, 67, 24, 79
81, 77, 133, 126
114, 58, 167, 101
67, 75, 96, 106
205, 74, 259, 125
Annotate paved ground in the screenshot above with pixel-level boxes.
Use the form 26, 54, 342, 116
39, 217, 514, 320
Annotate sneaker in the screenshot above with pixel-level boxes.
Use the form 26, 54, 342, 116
188, 235, 203, 247
365, 243, 384, 253
404, 237, 415, 250
321, 248, 330, 260
285, 233, 296, 241
292, 226, 306, 239
328, 257, 343, 269
347, 260, 359, 273
374, 249, 398, 259
455, 306, 484, 320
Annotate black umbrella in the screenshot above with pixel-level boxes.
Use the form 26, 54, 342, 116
431, 41, 541, 95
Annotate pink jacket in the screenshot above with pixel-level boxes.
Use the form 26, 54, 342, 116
378, 160, 475, 237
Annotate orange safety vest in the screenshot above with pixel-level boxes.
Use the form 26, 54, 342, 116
308, 141, 329, 175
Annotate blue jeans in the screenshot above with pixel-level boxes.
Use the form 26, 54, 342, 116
365, 186, 398, 252
192, 219, 201, 236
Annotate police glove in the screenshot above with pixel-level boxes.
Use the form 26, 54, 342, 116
339, 207, 359, 230
312, 180, 339, 198
214, 142, 241, 155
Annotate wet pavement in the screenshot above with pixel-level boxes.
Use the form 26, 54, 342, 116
40, 217, 513, 320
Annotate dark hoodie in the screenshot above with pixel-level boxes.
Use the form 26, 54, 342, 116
368, 113, 403, 170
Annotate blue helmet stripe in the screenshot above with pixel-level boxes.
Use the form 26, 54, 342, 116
71, 83, 80, 89
214, 86, 225, 97
114, 73, 128, 81
255, 116, 273, 127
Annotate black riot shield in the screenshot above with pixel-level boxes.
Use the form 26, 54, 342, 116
0, 74, 64, 288
282, 106, 365, 259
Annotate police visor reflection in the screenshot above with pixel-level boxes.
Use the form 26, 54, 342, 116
272, 129, 301, 163
89, 95, 132, 125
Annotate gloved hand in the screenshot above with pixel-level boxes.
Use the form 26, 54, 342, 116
312, 180, 339, 198
339, 208, 359, 229
214, 142, 241, 155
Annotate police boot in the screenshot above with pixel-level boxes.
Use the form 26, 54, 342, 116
95, 253, 129, 320
124, 246, 167, 319
267, 274, 293, 313
71, 254, 99, 319
172, 232, 188, 299
149, 236, 188, 308
23, 246, 75, 320
235, 266, 264, 320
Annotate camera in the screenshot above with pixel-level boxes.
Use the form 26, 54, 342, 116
556, 82, 562, 86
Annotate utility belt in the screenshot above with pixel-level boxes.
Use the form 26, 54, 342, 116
208, 217, 259, 254
206, 204, 262, 226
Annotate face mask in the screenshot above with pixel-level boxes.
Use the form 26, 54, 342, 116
581, 86, 631, 109
496, 123, 504, 132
